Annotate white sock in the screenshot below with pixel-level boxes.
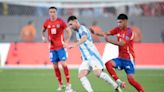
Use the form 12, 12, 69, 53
116, 79, 122, 84
80, 77, 93, 92
99, 72, 118, 89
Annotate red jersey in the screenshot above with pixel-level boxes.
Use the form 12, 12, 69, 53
109, 27, 135, 61
43, 18, 67, 50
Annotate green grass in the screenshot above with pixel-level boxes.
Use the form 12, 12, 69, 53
0, 69, 164, 92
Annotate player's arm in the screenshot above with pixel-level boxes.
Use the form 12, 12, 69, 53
89, 27, 105, 37
75, 35, 87, 46
69, 34, 87, 49
63, 27, 72, 48
41, 27, 48, 42
65, 27, 72, 43
105, 36, 126, 46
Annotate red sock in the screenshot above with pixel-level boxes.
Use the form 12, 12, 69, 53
128, 77, 144, 92
105, 60, 119, 81
63, 66, 70, 84
54, 67, 63, 85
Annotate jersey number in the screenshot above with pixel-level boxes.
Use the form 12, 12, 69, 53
51, 28, 56, 34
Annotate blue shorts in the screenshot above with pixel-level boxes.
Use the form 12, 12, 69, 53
112, 58, 135, 74
49, 48, 67, 63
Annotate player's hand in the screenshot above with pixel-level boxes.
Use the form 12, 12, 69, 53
89, 27, 94, 34
42, 36, 48, 43
68, 43, 78, 49
103, 33, 107, 37
63, 42, 68, 48
104, 36, 110, 42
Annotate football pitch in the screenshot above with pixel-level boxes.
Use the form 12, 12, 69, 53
0, 69, 164, 92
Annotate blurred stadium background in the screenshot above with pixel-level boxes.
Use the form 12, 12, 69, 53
0, 0, 164, 92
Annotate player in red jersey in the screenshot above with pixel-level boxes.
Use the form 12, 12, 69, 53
41, 7, 72, 91
91, 14, 144, 92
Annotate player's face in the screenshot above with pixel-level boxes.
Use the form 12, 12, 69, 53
48, 9, 57, 20
117, 19, 127, 29
68, 20, 78, 31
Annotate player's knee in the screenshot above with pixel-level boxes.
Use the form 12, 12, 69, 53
78, 74, 86, 79
61, 62, 67, 67
93, 69, 102, 77
127, 76, 135, 84
105, 60, 114, 68
78, 70, 88, 79
53, 63, 59, 69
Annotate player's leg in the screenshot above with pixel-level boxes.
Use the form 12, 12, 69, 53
57, 48, 71, 87
105, 60, 119, 80
123, 60, 144, 92
127, 74, 144, 92
78, 62, 93, 92
50, 50, 63, 91
105, 58, 126, 88
53, 62, 65, 91
90, 58, 121, 92
93, 69, 122, 92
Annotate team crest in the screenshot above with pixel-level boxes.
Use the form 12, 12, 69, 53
56, 24, 60, 28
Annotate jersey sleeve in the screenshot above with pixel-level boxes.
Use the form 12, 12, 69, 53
80, 26, 88, 37
108, 27, 119, 35
60, 19, 67, 30
123, 28, 134, 42
43, 20, 48, 30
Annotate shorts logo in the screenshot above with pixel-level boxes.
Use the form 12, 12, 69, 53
126, 66, 130, 69
62, 57, 66, 60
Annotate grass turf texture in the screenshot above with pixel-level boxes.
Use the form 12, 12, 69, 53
0, 69, 164, 92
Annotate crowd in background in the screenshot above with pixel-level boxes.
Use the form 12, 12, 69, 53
0, 2, 164, 17
0, 2, 163, 43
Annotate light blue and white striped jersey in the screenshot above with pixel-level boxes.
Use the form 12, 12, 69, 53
76, 25, 104, 66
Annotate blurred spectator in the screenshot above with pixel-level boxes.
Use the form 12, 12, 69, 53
128, 5, 143, 16
161, 29, 164, 42
20, 21, 36, 42
90, 21, 102, 42
0, 34, 5, 41
2, 1, 8, 16
140, 4, 151, 16
115, 6, 128, 16
130, 21, 142, 43
35, 7, 48, 16
81, 8, 94, 16
93, 8, 103, 16
103, 7, 116, 17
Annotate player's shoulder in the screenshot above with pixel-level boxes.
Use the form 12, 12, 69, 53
80, 25, 86, 29
43, 18, 51, 24
80, 25, 88, 31
56, 18, 65, 22
126, 27, 133, 34
114, 27, 120, 30
111, 27, 120, 32
45, 18, 50, 22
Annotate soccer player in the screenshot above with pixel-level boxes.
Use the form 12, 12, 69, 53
91, 14, 144, 92
41, 6, 72, 91
67, 16, 122, 92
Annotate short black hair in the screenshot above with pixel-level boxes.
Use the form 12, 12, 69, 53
49, 6, 57, 10
67, 16, 77, 22
28, 20, 33, 25
117, 14, 128, 20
